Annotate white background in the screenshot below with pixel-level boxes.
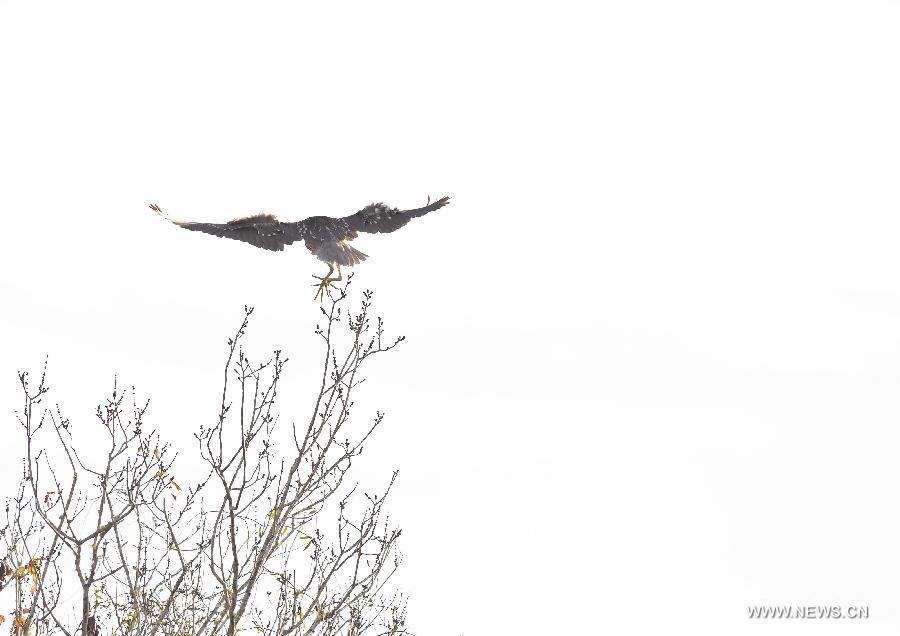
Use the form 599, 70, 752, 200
2, 0, 900, 633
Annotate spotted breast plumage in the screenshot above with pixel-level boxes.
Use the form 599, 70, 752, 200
150, 196, 450, 299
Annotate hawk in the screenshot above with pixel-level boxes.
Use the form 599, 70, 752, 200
150, 196, 450, 299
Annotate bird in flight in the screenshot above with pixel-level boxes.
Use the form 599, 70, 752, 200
150, 196, 450, 300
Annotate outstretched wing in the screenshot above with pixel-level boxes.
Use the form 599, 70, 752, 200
150, 204, 304, 252
151, 194, 450, 254
342, 195, 451, 234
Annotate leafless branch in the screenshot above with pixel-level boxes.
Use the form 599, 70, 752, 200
1, 282, 412, 636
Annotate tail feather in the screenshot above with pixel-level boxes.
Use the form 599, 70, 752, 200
315, 241, 368, 266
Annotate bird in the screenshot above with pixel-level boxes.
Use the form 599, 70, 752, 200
150, 195, 450, 300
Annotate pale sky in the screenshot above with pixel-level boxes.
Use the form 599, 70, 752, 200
2, 0, 900, 633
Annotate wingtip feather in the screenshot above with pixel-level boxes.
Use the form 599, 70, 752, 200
149, 203, 190, 226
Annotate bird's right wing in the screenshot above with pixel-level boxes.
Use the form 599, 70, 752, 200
150, 204, 305, 252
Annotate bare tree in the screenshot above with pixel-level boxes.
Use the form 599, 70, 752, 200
1, 282, 412, 636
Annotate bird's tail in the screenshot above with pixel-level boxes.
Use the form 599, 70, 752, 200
343, 243, 368, 266
316, 241, 369, 267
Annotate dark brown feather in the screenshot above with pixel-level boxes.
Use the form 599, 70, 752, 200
342, 195, 451, 234
151, 195, 449, 262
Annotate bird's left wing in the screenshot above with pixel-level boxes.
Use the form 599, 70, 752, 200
342, 195, 451, 234
150, 204, 305, 252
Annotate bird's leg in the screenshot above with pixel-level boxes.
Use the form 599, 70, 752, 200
311, 263, 334, 283
312, 263, 335, 301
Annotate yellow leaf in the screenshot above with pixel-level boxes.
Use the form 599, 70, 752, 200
154, 447, 161, 459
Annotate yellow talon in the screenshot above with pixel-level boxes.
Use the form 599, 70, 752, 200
311, 264, 343, 302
